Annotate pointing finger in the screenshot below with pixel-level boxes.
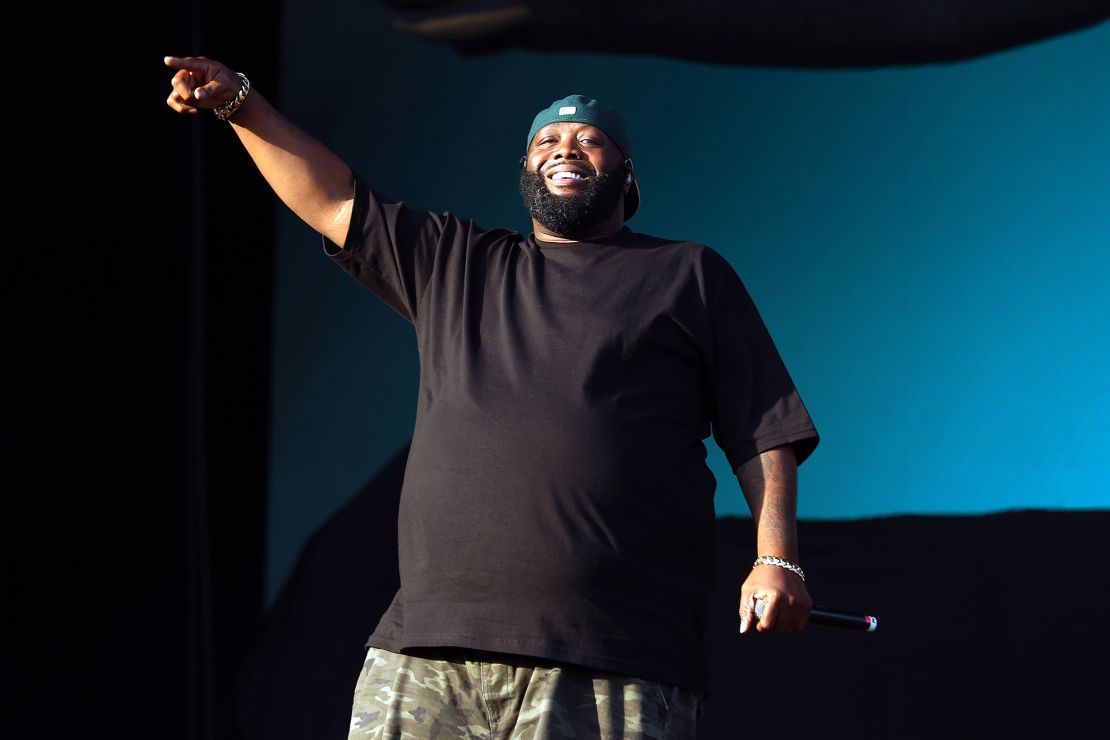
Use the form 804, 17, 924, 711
164, 55, 207, 72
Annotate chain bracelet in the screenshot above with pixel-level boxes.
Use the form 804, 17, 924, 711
752, 555, 806, 582
214, 72, 251, 122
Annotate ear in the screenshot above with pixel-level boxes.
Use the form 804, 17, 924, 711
623, 158, 634, 188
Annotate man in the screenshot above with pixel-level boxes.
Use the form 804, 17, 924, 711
165, 55, 820, 738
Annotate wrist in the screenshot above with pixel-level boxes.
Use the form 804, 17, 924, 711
214, 72, 251, 122
752, 554, 806, 582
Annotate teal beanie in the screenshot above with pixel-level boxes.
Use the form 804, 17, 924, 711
525, 94, 633, 159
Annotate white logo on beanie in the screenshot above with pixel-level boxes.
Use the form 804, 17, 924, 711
559, 106, 577, 115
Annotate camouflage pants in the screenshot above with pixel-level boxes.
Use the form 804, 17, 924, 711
347, 646, 703, 739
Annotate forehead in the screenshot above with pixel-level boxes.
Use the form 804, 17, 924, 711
530, 121, 612, 146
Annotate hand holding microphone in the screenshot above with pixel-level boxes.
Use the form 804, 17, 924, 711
738, 554, 877, 633
753, 598, 878, 632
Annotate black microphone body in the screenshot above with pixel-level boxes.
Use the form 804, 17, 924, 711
753, 599, 878, 632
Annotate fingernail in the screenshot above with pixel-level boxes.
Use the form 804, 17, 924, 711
739, 618, 749, 634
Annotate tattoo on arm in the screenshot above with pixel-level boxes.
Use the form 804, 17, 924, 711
736, 444, 798, 558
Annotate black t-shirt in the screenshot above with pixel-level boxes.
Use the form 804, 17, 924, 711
322, 171, 820, 692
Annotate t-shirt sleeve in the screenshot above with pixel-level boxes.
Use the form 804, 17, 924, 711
321, 169, 447, 324
705, 250, 820, 472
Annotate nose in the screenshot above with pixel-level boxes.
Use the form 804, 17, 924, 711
551, 134, 584, 160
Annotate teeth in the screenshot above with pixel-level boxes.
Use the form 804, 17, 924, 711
552, 172, 585, 181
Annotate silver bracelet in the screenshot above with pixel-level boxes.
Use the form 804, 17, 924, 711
214, 72, 250, 122
752, 555, 806, 582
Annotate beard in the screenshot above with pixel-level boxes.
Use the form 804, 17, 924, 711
519, 163, 626, 237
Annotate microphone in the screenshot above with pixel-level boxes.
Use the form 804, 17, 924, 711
754, 598, 878, 632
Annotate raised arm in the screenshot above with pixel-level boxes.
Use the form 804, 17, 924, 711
735, 442, 813, 633
163, 55, 354, 248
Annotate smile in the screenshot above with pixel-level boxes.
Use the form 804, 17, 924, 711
544, 164, 594, 183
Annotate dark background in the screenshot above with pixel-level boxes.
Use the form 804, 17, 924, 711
15, 3, 278, 738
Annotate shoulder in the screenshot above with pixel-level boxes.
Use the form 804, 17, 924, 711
620, 229, 721, 264
626, 230, 744, 284
625, 229, 726, 259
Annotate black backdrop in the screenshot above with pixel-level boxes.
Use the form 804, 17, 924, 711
14, 1, 277, 738
12, 2, 1107, 738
